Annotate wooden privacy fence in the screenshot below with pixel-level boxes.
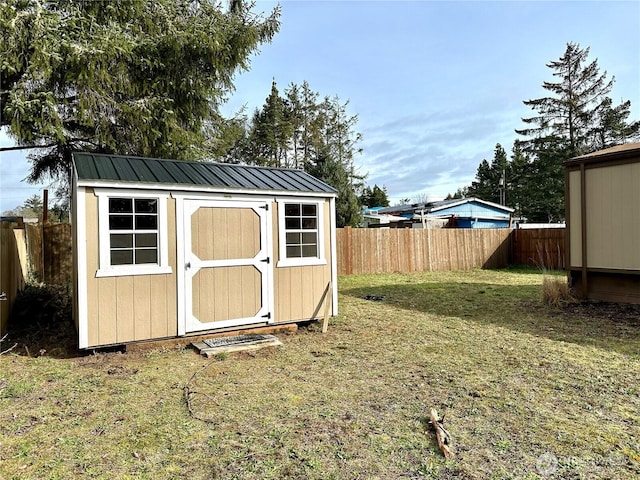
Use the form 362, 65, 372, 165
1, 224, 28, 335
511, 228, 566, 270
337, 227, 566, 275
337, 227, 513, 275
25, 223, 73, 285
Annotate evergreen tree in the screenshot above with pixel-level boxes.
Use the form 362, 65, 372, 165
516, 42, 615, 157
445, 187, 468, 200
237, 81, 365, 226
507, 141, 529, 220
513, 42, 638, 221
0, 0, 280, 183
247, 81, 293, 167
308, 148, 362, 227
360, 184, 390, 207
589, 97, 640, 150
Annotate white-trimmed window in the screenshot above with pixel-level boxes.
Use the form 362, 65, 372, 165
277, 199, 326, 267
95, 190, 171, 277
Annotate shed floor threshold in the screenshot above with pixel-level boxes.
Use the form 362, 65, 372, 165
192, 334, 282, 357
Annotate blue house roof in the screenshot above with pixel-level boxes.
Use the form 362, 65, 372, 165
378, 198, 512, 217
376, 198, 513, 228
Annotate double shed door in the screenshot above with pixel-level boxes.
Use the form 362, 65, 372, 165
183, 199, 272, 333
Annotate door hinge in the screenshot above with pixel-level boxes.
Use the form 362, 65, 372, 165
260, 203, 269, 210
262, 312, 271, 319
261, 257, 270, 264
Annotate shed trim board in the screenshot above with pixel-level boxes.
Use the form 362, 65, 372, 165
76, 179, 334, 199
75, 185, 89, 349
329, 197, 338, 315
72, 153, 338, 349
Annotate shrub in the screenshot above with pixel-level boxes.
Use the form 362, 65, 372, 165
542, 276, 574, 307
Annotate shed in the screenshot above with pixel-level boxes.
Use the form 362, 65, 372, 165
71, 153, 338, 349
565, 142, 640, 304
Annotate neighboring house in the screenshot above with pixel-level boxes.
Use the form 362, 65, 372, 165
565, 142, 640, 304
361, 214, 406, 228
360, 207, 405, 228
71, 153, 338, 349
377, 198, 514, 229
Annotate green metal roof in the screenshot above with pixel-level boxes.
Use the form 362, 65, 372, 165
72, 152, 337, 195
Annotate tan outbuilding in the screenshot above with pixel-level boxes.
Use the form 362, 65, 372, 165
565, 143, 640, 304
71, 153, 338, 349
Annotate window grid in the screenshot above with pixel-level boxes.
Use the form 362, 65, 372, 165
108, 198, 159, 266
284, 203, 319, 259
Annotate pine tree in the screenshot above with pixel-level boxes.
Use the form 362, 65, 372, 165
513, 42, 638, 222
467, 159, 494, 201
507, 141, 529, 220
0, 0, 280, 183
516, 42, 614, 157
247, 81, 293, 167
589, 97, 640, 150
308, 148, 362, 227
360, 184, 390, 207
238, 81, 365, 226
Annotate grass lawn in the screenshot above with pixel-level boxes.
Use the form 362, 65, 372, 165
1, 269, 638, 479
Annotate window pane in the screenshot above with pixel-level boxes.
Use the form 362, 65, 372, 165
301, 244, 318, 257
302, 232, 317, 245
135, 215, 157, 230
135, 198, 157, 213
285, 232, 300, 245
135, 233, 157, 248
284, 204, 300, 216
109, 198, 132, 213
286, 245, 302, 258
111, 250, 133, 265
285, 218, 301, 229
109, 215, 133, 230
302, 204, 317, 216
302, 218, 317, 229
110, 233, 133, 248
135, 249, 158, 264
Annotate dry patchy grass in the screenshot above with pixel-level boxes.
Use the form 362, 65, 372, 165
1, 269, 638, 479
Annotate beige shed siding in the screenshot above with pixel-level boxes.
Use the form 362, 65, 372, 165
84, 189, 177, 347
568, 170, 582, 267
273, 201, 332, 323
584, 163, 640, 269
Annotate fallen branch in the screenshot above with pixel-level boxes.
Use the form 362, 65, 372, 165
429, 408, 453, 458
0, 334, 18, 356
183, 360, 223, 423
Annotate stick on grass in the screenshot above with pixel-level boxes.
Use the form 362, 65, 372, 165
429, 408, 453, 458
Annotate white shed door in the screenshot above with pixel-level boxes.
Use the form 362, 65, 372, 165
184, 199, 272, 333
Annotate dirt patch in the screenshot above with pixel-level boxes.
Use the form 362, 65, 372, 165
562, 300, 640, 325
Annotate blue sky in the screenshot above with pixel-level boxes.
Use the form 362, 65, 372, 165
1, 0, 639, 211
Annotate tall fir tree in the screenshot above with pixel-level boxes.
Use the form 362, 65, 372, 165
516, 42, 615, 157
513, 42, 638, 221
0, 0, 280, 184
589, 97, 640, 150
237, 81, 365, 226
360, 184, 390, 207
467, 144, 509, 205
